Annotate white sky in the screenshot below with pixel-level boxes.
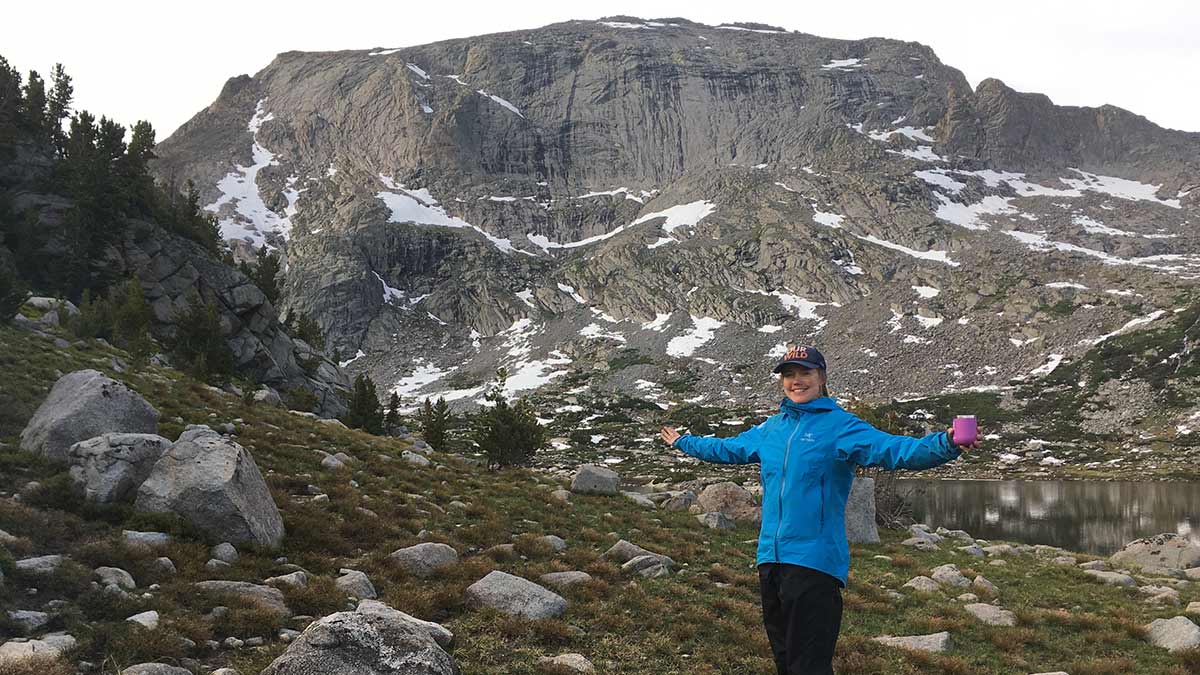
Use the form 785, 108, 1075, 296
4, 0, 1198, 139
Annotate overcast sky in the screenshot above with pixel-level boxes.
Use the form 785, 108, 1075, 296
5, 0, 1198, 139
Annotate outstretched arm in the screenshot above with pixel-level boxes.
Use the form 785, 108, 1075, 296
836, 415, 969, 470
661, 420, 767, 465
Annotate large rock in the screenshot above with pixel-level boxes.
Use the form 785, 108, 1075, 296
1145, 616, 1200, 652
930, 564, 970, 588
697, 482, 761, 523
570, 464, 620, 495
194, 581, 290, 617
135, 427, 285, 548
20, 370, 160, 462
465, 571, 567, 620
68, 433, 172, 503
357, 599, 454, 649
389, 543, 459, 578
260, 610, 458, 675
844, 476, 880, 544
1111, 534, 1200, 571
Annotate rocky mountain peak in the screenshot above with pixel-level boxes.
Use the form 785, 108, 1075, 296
151, 17, 1198, 429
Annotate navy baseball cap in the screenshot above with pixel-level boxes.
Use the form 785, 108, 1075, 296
773, 345, 827, 373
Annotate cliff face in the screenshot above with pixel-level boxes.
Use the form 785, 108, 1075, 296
151, 17, 1200, 417
3, 140, 349, 417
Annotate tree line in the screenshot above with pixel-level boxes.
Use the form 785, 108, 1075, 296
1, 56, 226, 304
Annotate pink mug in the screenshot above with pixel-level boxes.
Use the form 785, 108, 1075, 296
952, 415, 977, 446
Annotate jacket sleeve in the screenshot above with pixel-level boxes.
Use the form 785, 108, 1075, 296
834, 414, 961, 470
673, 419, 768, 465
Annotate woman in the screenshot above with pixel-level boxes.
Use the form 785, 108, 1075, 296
660, 344, 977, 675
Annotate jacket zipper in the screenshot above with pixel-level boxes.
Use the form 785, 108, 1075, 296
774, 417, 803, 562
820, 475, 825, 533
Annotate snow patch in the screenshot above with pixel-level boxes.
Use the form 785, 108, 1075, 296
667, 316, 725, 357
821, 58, 862, 69
1030, 354, 1065, 376
857, 234, 959, 267
641, 313, 672, 331
205, 99, 295, 247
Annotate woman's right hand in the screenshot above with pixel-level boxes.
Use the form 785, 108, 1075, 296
660, 426, 681, 447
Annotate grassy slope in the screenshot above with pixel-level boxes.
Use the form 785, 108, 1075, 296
2, 318, 1199, 674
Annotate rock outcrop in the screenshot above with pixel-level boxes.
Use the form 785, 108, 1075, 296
259, 610, 459, 674
20, 370, 160, 462
68, 433, 173, 503
135, 427, 285, 548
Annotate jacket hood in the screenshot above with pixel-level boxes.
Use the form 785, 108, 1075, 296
779, 396, 840, 416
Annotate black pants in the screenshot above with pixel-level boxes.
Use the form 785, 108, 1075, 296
758, 563, 844, 675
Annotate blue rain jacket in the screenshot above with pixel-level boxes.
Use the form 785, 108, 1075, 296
673, 396, 961, 586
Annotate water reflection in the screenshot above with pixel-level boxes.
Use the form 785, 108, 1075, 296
900, 479, 1200, 556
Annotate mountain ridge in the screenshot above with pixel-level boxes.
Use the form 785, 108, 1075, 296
149, 17, 1199, 454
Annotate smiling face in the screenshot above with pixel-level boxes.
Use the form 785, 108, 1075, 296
779, 365, 827, 404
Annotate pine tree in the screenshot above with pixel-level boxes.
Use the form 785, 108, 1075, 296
170, 292, 235, 384
111, 278, 154, 361
293, 311, 325, 350
471, 369, 543, 468
120, 120, 157, 216
242, 245, 281, 304
20, 70, 47, 138
0, 262, 29, 325
180, 179, 221, 253
67, 288, 113, 339
0, 57, 22, 145
384, 392, 401, 432
46, 63, 72, 154
418, 396, 451, 451
345, 373, 383, 434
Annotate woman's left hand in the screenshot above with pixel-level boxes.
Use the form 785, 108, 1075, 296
947, 427, 980, 452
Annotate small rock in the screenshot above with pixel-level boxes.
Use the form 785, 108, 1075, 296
15, 554, 64, 574
963, 603, 1016, 626
956, 593, 978, 603
211, 542, 240, 564
873, 631, 951, 653
120, 664, 190, 675
901, 576, 941, 593
126, 610, 160, 629
224, 636, 245, 649
1082, 570, 1136, 586
266, 571, 309, 589
335, 570, 377, 600
697, 512, 736, 530
151, 557, 177, 576
973, 575, 998, 595
930, 564, 969, 588
570, 464, 620, 495
539, 571, 592, 589
539, 535, 568, 552
465, 571, 567, 620
206, 559, 232, 572
538, 653, 595, 673
389, 542, 459, 578
95, 566, 137, 590
7, 609, 51, 634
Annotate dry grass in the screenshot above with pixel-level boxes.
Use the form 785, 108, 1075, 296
0, 656, 74, 675
1069, 656, 1138, 674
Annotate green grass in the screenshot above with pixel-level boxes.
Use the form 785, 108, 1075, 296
3, 318, 1200, 673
